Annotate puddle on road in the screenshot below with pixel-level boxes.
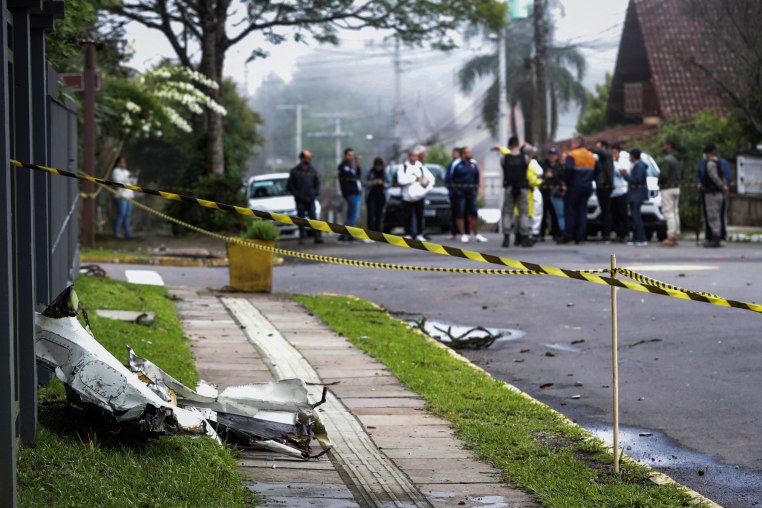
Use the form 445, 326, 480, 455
408, 318, 524, 349
585, 422, 762, 507
542, 342, 582, 353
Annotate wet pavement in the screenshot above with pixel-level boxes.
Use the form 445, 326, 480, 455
99, 232, 762, 506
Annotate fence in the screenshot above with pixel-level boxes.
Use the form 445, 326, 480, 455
0, 1, 77, 506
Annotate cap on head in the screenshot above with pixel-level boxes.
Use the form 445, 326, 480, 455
630, 148, 642, 159
703, 143, 717, 154
548, 147, 559, 155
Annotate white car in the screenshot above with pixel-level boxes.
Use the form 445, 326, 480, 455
244, 173, 322, 236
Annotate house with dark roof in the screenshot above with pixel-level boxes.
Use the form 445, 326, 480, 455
606, 0, 736, 126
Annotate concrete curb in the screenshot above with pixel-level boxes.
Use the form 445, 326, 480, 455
81, 255, 230, 267
332, 293, 721, 508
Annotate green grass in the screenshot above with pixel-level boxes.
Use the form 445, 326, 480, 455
18, 276, 255, 507
296, 294, 698, 508
81, 248, 151, 260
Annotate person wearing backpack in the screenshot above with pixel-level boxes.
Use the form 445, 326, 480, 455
559, 136, 596, 244
494, 136, 532, 247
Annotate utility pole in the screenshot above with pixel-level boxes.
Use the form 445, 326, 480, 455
393, 38, 402, 161
532, 0, 548, 150
278, 104, 307, 160
308, 113, 352, 165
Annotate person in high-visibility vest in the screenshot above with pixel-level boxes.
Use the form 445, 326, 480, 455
558, 136, 595, 245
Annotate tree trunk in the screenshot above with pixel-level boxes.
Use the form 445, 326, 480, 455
549, 81, 558, 142
510, 101, 518, 137
532, 0, 548, 150
200, 23, 225, 175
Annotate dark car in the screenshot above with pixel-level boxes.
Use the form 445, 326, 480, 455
381, 163, 451, 234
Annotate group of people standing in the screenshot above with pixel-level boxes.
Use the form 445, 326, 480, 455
495, 135, 666, 248
285, 137, 731, 248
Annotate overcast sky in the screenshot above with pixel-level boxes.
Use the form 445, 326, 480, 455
125, 0, 630, 96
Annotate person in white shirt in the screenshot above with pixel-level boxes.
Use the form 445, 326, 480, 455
397, 148, 435, 241
610, 144, 630, 243
111, 157, 138, 239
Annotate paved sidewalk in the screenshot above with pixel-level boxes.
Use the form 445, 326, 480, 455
170, 287, 540, 508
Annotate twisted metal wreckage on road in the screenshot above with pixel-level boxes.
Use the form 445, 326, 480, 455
34, 286, 331, 459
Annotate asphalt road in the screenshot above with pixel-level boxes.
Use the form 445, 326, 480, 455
101, 233, 762, 506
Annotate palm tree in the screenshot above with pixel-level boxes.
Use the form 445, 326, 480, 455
458, 12, 586, 144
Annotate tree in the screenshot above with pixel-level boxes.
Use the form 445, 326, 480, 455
458, 8, 586, 144
110, 0, 507, 176
680, 0, 762, 144
576, 73, 612, 135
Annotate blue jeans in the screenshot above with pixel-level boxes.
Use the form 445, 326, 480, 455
629, 199, 645, 242
340, 194, 361, 240
296, 200, 317, 238
563, 185, 592, 242
114, 198, 132, 238
345, 194, 361, 226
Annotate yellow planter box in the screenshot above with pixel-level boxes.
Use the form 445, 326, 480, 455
227, 241, 274, 292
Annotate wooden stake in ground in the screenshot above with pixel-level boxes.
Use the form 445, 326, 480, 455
611, 254, 620, 474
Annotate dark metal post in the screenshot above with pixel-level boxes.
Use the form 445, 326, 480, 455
81, 42, 95, 247
31, 3, 61, 388
0, 0, 19, 503
10, 0, 40, 446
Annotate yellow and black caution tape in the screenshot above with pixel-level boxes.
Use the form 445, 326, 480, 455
10, 159, 762, 315
102, 184, 542, 276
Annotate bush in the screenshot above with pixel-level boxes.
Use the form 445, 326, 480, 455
242, 219, 279, 241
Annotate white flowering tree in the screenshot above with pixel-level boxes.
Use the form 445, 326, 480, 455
95, 64, 227, 175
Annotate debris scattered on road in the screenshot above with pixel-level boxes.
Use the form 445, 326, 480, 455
539, 383, 554, 389
639, 432, 653, 437
545, 351, 556, 357
566, 302, 575, 307
698, 466, 709, 476
520, 348, 530, 353
411, 317, 518, 350
628, 338, 662, 348
574, 382, 583, 387
571, 395, 581, 399
570, 339, 585, 345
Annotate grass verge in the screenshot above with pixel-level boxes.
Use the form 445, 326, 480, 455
18, 276, 255, 507
296, 294, 698, 508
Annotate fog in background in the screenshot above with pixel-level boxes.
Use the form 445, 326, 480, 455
125, 0, 629, 172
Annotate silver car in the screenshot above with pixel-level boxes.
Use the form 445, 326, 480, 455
244, 173, 322, 236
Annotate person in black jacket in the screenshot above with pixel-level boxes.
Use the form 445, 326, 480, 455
366, 157, 386, 232
337, 147, 362, 242
287, 150, 323, 244
593, 139, 615, 242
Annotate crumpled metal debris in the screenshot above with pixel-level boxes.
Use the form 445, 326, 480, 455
412, 316, 505, 349
128, 348, 330, 459
35, 286, 214, 438
35, 286, 331, 459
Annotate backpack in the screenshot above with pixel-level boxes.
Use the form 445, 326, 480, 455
502, 153, 528, 188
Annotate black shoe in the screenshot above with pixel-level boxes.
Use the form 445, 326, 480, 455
521, 235, 534, 248
502, 234, 510, 247
703, 240, 721, 248
556, 237, 572, 245
314, 236, 324, 244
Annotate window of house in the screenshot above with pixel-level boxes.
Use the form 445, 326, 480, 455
624, 82, 643, 115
